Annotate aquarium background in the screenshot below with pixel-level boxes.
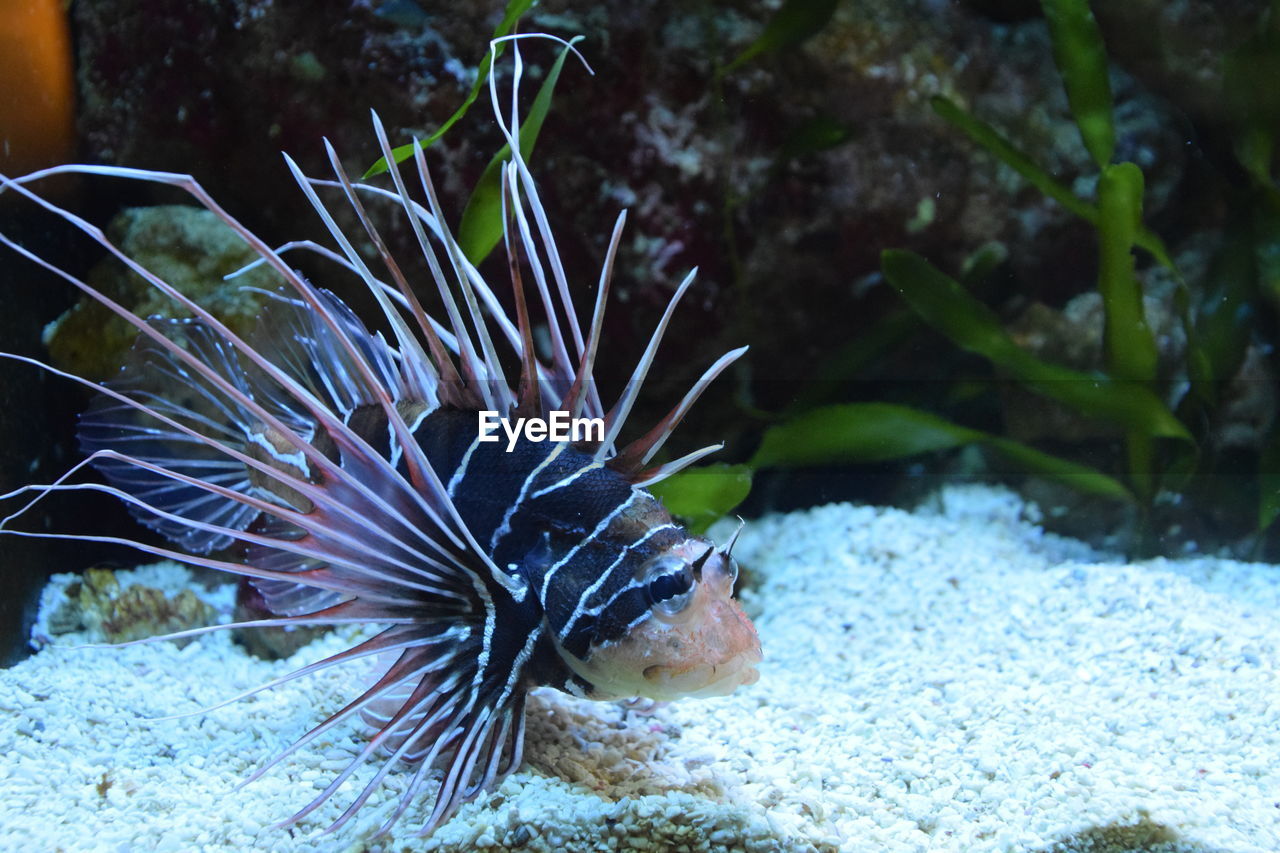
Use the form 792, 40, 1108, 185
6, 0, 1280, 655
3, 1, 1280, 849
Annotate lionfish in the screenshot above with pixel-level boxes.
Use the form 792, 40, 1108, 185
0, 41, 760, 837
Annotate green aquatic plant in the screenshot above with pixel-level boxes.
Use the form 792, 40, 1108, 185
362, 0, 534, 179
1040, 0, 1113, 168
749, 402, 1131, 500
363, 4, 580, 266
664, 0, 1280, 553
649, 0, 1147, 525
456, 37, 581, 263
847, 0, 1280, 551
721, 0, 839, 76
926, 96, 1175, 271
1216, 0, 1280, 538
872, 0, 1189, 528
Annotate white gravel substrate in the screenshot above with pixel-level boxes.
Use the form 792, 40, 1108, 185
1, 484, 1277, 852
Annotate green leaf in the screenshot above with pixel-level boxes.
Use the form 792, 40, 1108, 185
959, 240, 1009, 289
931, 95, 1095, 221
750, 403, 1132, 500
362, 0, 534, 178
983, 434, 1132, 500
649, 464, 753, 535
1224, 4, 1280, 185
777, 114, 855, 162
1097, 162, 1157, 381
752, 403, 977, 468
724, 0, 839, 74
1095, 162, 1159, 500
456, 39, 579, 265
1233, 127, 1277, 187
881, 250, 1191, 439
1040, 0, 1115, 167
1181, 212, 1254, 411
930, 95, 1175, 271
1093, 167, 1170, 499
880, 249, 1025, 365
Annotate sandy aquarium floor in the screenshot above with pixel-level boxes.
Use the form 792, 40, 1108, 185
1, 485, 1277, 853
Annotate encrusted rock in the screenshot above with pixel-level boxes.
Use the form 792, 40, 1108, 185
43, 205, 284, 380
50, 566, 215, 646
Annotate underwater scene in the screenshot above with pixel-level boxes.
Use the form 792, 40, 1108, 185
1, 1, 1278, 851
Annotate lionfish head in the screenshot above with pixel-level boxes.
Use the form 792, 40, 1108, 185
564, 535, 762, 701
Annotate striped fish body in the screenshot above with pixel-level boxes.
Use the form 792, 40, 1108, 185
68, 279, 760, 833
235, 394, 757, 701
368, 405, 756, 700
2, 40, 760, 838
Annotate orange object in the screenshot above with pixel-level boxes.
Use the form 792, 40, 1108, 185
0, 0, 75, 175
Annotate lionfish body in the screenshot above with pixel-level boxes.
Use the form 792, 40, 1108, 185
0, 45, 760, 836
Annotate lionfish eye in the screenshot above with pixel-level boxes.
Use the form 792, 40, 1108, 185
648, 571, 692, 603
639, 555, 696, 618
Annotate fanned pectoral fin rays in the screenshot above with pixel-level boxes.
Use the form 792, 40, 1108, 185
0, 149, 524, 837
0, 35, 760, 841
234, 622, 528, 838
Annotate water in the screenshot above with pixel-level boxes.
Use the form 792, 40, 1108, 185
1, 2, 1277, 850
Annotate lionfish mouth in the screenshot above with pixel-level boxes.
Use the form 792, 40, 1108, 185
633, 581, 762, 700
562, 545, 763, 702
0, 34, 757, 840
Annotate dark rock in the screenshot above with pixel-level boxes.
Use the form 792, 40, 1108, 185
68, 0, 1199, 450
232, 577, 326, 660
